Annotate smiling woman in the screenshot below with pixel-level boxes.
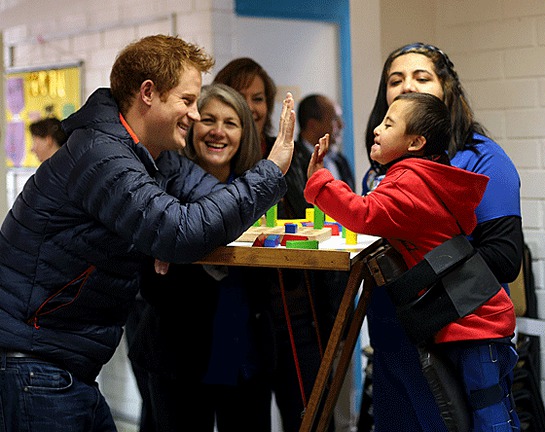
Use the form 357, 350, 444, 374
213, 58, 277, 159
181, 83, 261, 181
181, 83, 261, 182
129, 82, 275, 432
191, 98, 243, 181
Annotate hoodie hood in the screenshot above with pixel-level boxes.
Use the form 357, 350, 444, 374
391, 158, 489, 235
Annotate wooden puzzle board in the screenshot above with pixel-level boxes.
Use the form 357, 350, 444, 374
236, 225, 332, 243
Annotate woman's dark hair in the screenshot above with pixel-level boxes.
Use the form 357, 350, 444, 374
213, 57, 276, 137
365, 42, 488, 170
29, 117, 67, 145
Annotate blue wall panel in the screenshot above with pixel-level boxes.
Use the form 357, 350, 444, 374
235, 0, 355, 174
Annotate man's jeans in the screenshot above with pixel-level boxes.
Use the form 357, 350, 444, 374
0, 353, 117, 431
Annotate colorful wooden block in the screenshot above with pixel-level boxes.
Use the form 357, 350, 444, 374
264, 234, 281, 247
280, 234, 309, 246
324, 221, 341, 236
237, 225, 332, 243
266, 204, 277, 227
251, 233, 268, 247
345, 229, 357, 245
285, 239, 319, 249
313, 205, 325, 229
284, 223, 298, 233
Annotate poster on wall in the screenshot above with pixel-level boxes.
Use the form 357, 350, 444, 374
4, 62, 82, 168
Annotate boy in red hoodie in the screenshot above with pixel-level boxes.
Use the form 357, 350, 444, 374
305, 92, 518, 431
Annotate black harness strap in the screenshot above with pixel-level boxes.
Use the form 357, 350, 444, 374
418, 344, 472, 432
469, 384, 504, 411
385, 235, 501, 345
386, 235, 474, 305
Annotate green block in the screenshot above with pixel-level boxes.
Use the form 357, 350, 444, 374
313, 206, 325, 229
285, 240, 319, 249
266, 205, 277, 227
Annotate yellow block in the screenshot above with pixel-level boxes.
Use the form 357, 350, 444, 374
345, 229, 357, 245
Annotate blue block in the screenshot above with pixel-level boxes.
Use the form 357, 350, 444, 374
264, 234, 281, 247
284, 223, 298, 234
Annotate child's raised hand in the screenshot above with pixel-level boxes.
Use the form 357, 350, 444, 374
307, 133, 329, 179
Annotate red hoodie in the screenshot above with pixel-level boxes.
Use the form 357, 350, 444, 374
304, 158, 515, 343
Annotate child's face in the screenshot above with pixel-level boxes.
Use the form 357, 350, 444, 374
371, 99, 416, 165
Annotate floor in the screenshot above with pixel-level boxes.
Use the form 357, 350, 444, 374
114, 419, 138, 432
111, 373, 359, 432
112, 395, 286, 432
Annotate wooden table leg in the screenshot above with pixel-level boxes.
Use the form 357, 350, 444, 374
315, 268, 374, 431
299, 259, 369, 432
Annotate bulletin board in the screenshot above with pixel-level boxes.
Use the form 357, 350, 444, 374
4, 62, 82, 168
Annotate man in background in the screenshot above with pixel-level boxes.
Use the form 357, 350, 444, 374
296, 94, 355, 190
265, 94, 357, 431
297, 94, 357, 431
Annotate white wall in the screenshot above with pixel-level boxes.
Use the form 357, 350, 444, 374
232, 16, 340, 137
2, 0, 545, 424
349, 0, 382, 191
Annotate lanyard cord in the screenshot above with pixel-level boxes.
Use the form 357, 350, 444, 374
305, 270, 324, 357
277, 269, 325, 410
277, 268, 307, 407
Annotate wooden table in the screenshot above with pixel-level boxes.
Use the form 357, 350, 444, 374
196, 233, 384, 432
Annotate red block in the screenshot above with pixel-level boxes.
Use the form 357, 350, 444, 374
280, 234, 309, 246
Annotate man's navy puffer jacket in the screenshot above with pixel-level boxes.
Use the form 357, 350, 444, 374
0, 88, 286, 383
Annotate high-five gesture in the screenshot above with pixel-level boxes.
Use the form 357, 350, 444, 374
307, 133, 329, 178
153, 93, 296, 276
267, 92, 295, 175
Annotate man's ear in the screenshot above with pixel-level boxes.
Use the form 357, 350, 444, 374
140, 80, 155, 107
408, 135, 426, 153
